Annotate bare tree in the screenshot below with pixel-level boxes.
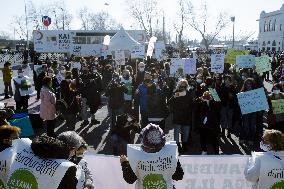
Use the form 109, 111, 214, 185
187, 1, 229, 50
78, 7, 91, 30
0, 31, 11, 39
89, 11, 120, 30
125, 0, 159, 40
173, 0, 192, 49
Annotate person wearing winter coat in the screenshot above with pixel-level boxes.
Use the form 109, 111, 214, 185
1, 62, 13, 99
168, 79, 195, 153
244, 129, 284, 189
40, 76, 57, 137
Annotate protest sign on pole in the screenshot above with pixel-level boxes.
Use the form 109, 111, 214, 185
208, 88, 221, 101
271, 99, 284, 115
115, 50, 126, 65
224, 49, 249, 64
154, 41, 166, 61
84, 153, 253, 189
211, 54, 225, 73
237, 88, 269, 114
131, 44, 145, 59
146, 36, 157, 57
255, 55, 272, 74
236, 55, 255, 68
184, 58, 196, 75
170, 58, 184, 76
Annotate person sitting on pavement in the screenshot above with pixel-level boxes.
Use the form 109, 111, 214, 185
244, 129, 284, 189
120, 123, 184, 189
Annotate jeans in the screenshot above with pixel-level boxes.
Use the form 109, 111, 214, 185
240, 113, 257, 141
80, 97, 89, 121
174, 124, 190, 143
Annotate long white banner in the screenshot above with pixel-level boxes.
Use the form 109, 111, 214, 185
84, 153, 253, 189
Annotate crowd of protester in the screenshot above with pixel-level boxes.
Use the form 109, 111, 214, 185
1, 48, 284, 188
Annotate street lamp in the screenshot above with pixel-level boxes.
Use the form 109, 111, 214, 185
24, 0, 29, 50
231, 16, 235, 48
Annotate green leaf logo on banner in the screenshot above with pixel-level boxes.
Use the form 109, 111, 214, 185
7, 169, 38, 189
143, 173, 167, 189
270, 180, 284, 189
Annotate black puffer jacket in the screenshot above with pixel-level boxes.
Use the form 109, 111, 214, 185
31, 136, 78, 189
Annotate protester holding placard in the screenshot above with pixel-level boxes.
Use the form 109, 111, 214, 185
195, 91, 221, 155
239, 78, 258, 146
120, 124, 184, 189
267, 83, 284, 132
13, 68, 33, 111
244, 129, 284, 189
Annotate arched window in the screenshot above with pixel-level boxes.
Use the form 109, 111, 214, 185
273, 19, 276, 31
268, 41, 271, 45
272, 40, 276, 46
263, 41, 266, 46
264, 21, 267, 32
269, 20, 272, 31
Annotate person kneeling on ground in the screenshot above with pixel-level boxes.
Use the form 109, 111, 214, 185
120, 123, 184, 189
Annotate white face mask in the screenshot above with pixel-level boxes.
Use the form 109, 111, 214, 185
18, 73, 23, 77
188, 86, 194, 90
273, 90, 280, 94
280, 81, 284, 85
242, 76, 247, 80
196, 79, 202, 84
154, 79, 158, 83
139, 68, 145, 72
48, 73, 53, 76
260, 141, 271, 152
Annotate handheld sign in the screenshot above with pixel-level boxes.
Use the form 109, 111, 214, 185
236, 55, 255, 68
255, 55, 272, 74
184, 58, 196, 75
237, 88, 269, 114
224, 49, 249, 64
271, 99, 284, 115
208, 88, 221, 102
211, 54, 224, 73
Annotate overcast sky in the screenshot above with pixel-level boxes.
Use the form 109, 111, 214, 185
0, 0, 283, 41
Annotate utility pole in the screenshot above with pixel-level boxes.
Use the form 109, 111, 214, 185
231, 16, 235, 48
163, 13, 165, 44
24, 0, 29, 50
61, 8, 65, 30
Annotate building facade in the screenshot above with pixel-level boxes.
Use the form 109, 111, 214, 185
258, 4, 284, 51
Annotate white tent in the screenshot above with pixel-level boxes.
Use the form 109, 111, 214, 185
109, 28, 140, 51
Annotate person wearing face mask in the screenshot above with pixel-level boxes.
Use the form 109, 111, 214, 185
47, 68, 60, 98
120, 69, 134, 114
267, 83, 284, 132
56, 66, 66, 85
70, 141, 94, 189
195, 91, 221, 155
168, 79, 195, 153
239, 78, 258, 146
34, 64, 47, 100
134, 62, 146, 90
244, 129, 284, 189
195, 74, 204, 98
13, 68, 33, 111
40, 76, 57, 137
219, 75, 238, 138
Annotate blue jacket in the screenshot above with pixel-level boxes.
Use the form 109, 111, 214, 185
137, 83, 162, 112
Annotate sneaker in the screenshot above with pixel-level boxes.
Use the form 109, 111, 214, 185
81, 120, 89, 126
91, 119, 100, 125
201, 151, 207, 155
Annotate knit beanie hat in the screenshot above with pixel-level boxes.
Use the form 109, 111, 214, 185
141, 123, 166, 153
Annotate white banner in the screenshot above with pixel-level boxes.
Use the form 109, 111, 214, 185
211, 54, 225, 73
170, 58, 184, 76
115, 50, 126, 65
131, 44, 145, 59
84, 153, 253, 189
